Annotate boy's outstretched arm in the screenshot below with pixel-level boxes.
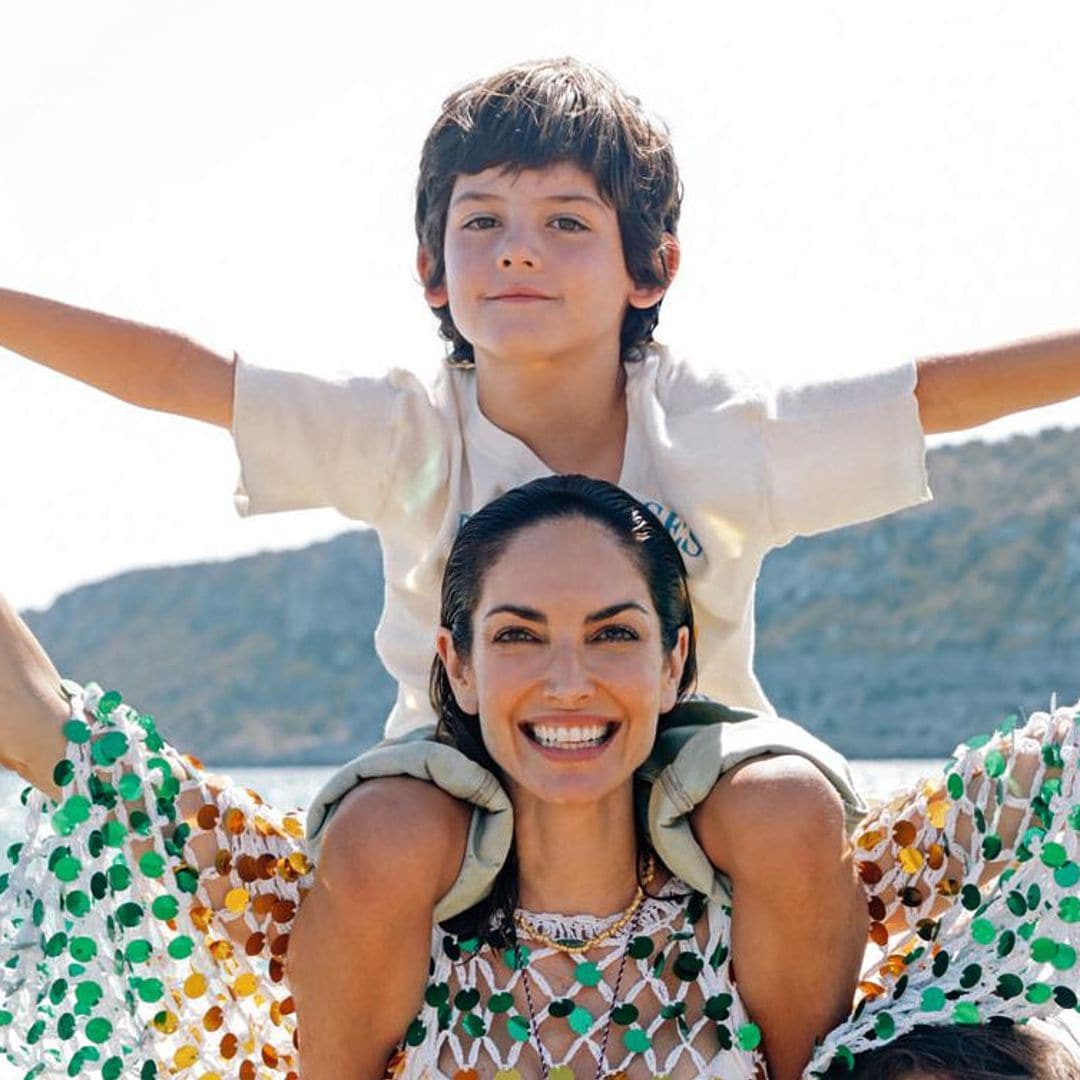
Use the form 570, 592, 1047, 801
0, 287, 234, 427
916, 330, 1080, 434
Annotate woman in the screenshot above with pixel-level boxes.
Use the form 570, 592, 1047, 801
1, 476, 1079, 1077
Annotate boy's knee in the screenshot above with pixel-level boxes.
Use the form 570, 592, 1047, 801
317, 776, 470, 908
712, 754, 848, 879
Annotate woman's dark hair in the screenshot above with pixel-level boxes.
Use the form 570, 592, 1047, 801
430, 474, 697, 943
415, 57, 682, 366
821, 1021, 1080, 1079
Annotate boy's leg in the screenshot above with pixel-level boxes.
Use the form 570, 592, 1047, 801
693, 754, 867, 1080
306, 724, 512, 921
641, 702, 869, 1080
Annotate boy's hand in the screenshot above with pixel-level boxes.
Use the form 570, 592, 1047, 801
916, 330, 1080, 434
0, 287, 235, 427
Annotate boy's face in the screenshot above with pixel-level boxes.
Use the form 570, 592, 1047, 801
423, 162, 669, 369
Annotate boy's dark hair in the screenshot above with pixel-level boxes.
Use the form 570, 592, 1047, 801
415, 57, 683, 365
429, 474, 697, 944
821, 1021, 1080, 1079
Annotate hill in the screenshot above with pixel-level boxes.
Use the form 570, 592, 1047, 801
24, 427, 1080, 762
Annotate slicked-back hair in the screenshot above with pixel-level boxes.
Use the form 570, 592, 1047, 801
416, 58, 683, 365
429, 474, 697, 944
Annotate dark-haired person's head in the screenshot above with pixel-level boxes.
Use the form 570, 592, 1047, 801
415, 58, 682, 365
821, 1021, 1080, 1079
429, 474, 695, 941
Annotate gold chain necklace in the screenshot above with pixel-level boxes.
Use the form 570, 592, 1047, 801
513, 852, 656, 956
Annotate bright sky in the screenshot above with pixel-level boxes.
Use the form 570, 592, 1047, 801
2, 2, 1079, 612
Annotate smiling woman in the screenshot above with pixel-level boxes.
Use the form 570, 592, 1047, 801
2, 477, 1080, 1079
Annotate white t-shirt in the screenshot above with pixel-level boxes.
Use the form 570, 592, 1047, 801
231, 346, 930, 737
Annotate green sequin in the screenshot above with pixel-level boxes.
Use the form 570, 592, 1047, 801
736, 1022, 762, 1051
461, 1012, 486, 1038
953, 1002, 980, 1025
984, 749, 1006, 778
135, 978, 164, 1003
62, 719, 91, 744
623, 1026, 651, 1052
568, 1006, 592, 1035
115, 902, 143, 928
1031, 937, 1059, 963
124, 940, 152, 964
612, 1003, 639, 1025
920, 987, 946, 1011
970, 919, 996, 945
574, 961, 601, 987
1054, 862, 1080, 888
138, 852, 165, 878
704, 993, 732, 1021
1041, 842, 1068, 868
69, 937, 97, 963
488, 991, 513, 1013
506, 1015, 530, 1042
167, 935, 193, 960
150, 895, 178, 921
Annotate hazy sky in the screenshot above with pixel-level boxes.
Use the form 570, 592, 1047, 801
3, 2, 1079, 611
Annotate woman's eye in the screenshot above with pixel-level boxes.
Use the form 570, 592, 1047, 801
463, 215, 498, 230
493, 626, 538, 643
552, 217, 587, 232
593, 625, 639, 642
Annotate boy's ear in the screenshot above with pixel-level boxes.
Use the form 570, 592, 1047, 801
417, 245, 449, 308
628, 233, 681, 310
658, 625, 690, 714
435, 628, 478, 713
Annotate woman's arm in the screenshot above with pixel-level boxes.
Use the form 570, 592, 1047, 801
0, 287, 235, 427
0, 590, 69, 799
854, 709, 1074, 938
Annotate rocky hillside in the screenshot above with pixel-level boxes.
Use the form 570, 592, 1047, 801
24, 428, 1080, 763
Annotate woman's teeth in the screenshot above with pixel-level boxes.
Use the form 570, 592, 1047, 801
527, 723, 613, 748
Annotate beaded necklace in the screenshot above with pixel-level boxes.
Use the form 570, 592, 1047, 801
512, 853, 655, 1080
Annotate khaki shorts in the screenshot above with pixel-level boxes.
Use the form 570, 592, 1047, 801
305, 700, 867, 921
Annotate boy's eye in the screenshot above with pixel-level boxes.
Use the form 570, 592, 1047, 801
551, 216, 588, 232
592, 624, 639, 643
463, 215, 499, 230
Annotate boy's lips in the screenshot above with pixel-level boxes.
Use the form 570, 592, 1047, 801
486, 287, 556, 301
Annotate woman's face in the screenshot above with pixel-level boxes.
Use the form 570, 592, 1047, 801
438, 516, 689, 806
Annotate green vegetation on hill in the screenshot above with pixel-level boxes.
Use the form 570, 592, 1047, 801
24, 428, 1080, 763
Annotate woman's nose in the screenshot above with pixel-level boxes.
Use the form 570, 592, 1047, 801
542, 645, 593, 704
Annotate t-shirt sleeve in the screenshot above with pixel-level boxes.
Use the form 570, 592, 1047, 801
762, 359, 931, 545
230, 355, 451, 525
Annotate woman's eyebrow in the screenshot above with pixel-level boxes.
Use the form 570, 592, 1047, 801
584, 602, 649, 623
482, 601, 647, 622
484, 604, 546, 622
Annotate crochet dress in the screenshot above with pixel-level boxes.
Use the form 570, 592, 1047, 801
1, 683, 1078, 1079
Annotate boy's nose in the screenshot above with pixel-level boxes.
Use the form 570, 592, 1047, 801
497, 229, 540, 270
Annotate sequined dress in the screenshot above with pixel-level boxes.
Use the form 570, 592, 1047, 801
1, 683, 1079, 1079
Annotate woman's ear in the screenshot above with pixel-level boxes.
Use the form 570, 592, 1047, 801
435, 628, 478, 713
628, 233, 681, 310
416, 244, 449, 308
659, 625, 690, 714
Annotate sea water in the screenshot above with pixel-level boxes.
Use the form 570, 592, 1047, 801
0, 759, 936, 853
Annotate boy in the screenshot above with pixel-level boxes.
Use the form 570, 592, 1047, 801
3, 58, 1079, 1077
